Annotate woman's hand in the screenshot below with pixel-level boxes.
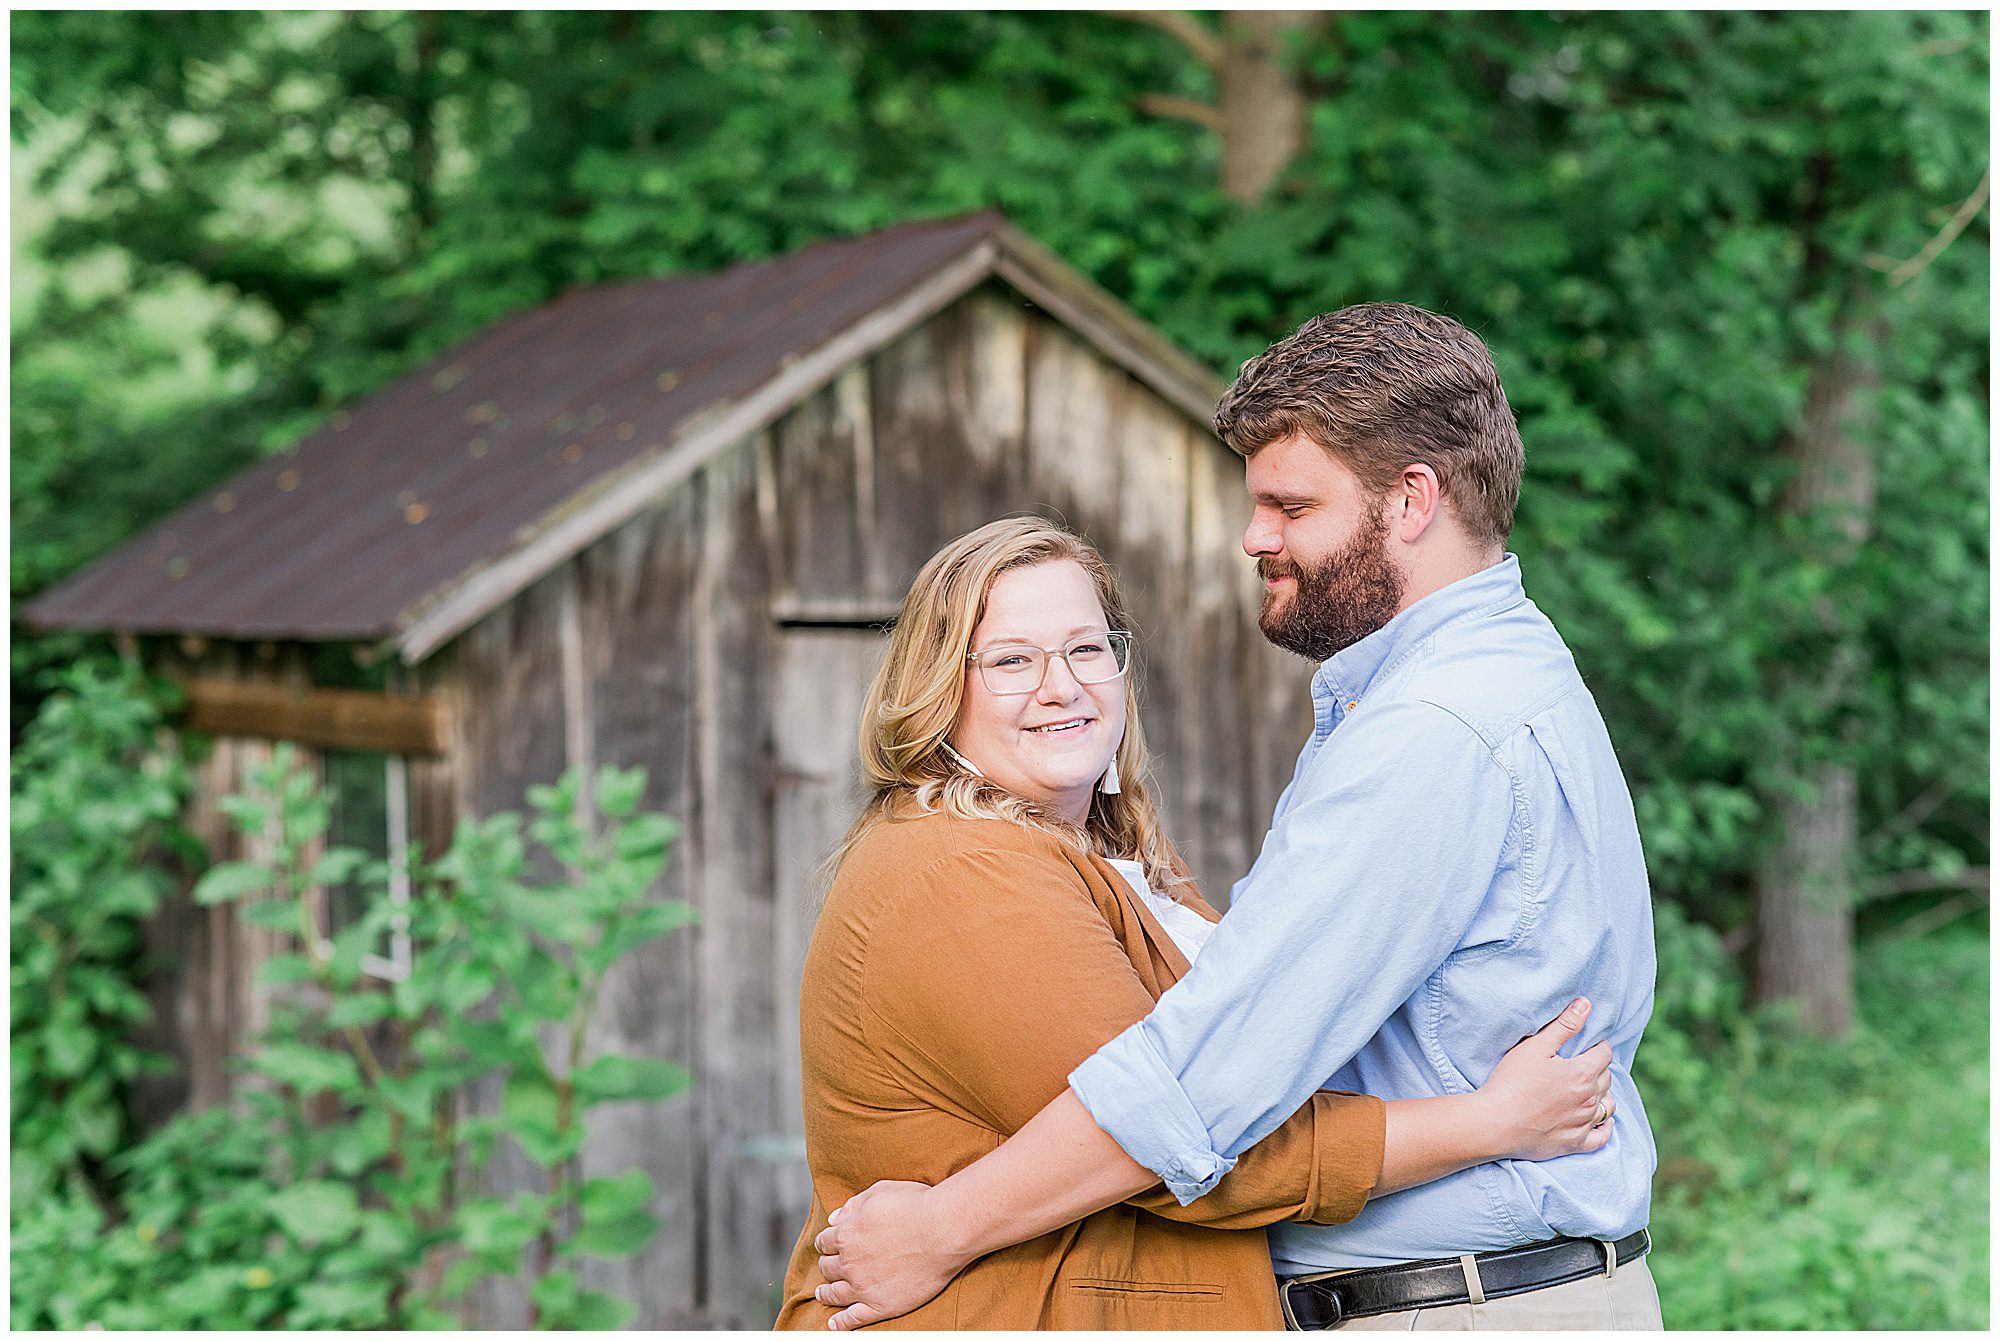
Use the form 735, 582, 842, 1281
813, 1180, 969, 1331
1477, 997, 1617, 1162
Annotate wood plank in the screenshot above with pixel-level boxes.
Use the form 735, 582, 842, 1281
444, 567, 573, 1329
1185, 429, 1262, 908
1023, 317, 1122, 524
690, 440, 786, 1327
177, 678, 447, 755
568, 481, 708, 1328
1108, 370, 1198, 886
768, 627, 880, 1300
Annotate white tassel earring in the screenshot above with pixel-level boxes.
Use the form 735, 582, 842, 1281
941, 741, 986, 777
1100, 752, 1122, 795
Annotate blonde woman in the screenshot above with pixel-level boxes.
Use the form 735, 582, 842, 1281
773, 518, 1613, 1330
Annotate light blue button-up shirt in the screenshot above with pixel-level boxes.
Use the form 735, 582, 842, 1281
1069, 554, 1657, 1272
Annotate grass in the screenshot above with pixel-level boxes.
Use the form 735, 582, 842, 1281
1641, 921, 1989, 1329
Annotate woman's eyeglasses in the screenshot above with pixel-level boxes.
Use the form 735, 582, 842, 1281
967, 631, 1133, 695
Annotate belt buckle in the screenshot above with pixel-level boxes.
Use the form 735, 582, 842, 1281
1280, 1275, 1345, 1331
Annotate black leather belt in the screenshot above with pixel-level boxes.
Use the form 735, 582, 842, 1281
1279, 1228, 1651, 1329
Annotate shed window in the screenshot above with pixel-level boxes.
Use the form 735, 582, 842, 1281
320, 747, 414, 981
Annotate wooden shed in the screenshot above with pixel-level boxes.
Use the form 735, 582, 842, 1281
24, 210, 1312, 1327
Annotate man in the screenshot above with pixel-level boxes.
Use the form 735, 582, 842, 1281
812, 303, 1662, 1330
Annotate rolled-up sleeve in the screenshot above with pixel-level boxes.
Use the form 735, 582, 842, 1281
1070, 699, 1518, 1204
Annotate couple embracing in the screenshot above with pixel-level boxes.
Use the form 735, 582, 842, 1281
776, 304, 1662, 1331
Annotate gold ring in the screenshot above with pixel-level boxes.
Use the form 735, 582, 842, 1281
1592, 1099, 1611, 1128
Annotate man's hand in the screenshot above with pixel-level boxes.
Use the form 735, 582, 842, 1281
813, 1180, 970, 1331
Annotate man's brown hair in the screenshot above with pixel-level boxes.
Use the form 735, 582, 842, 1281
1213, 302, 1525, 548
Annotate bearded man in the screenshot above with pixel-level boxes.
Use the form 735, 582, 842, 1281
811, 304, 1663, 1330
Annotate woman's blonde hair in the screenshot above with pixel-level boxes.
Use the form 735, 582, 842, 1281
827, 516, 1186, 896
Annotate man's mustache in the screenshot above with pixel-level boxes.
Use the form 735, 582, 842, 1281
1258, 557, 1304, 583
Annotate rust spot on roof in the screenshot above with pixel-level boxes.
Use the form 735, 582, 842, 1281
214, 492, 236, 513
404, 502, 431, 524
277, 470, 300, 492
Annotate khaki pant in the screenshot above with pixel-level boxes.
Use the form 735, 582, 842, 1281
1327, 1255, 1663, 1331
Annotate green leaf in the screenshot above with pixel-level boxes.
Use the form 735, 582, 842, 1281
308, 846, 368, 886
567, 1208, 658, 1261
593, 765, 648, 819
606, 900, 699, 957
577, 1168, 654, 1222
456, 1192, 545, 1261
252, 1041, 361, 1094
573, 1055, 691, 1104
502, 1068, 560, 1129
268, 1178, 360, 1244
438, 959, 497, 1015
256, 952, 318, 987
193, 861, 274, 905
325, 992, 391, 1030
42, 1020, 97, 1077
613, 812, 680, 863
570, 1288, 639, 1330
324, 1109, 392, 1177
530, 1267, 580, 1320
292, 1275, 388, 1326
375, 1072, 442, 1123
515, 1117, 585, 1168
239, 899, 304, 933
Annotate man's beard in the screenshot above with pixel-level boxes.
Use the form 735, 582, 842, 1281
1257, 508, 1406, 663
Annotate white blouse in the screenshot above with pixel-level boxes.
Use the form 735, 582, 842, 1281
1105, 857, 1217, 964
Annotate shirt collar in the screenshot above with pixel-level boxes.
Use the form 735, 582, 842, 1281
1310, 553, 1528, 710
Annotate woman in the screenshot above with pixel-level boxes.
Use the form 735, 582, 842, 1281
775, 518, 1613, 1330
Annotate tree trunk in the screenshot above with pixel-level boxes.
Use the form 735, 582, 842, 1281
1751, 306, 1880, 1039
1754, 762, 1859, 1037
1122, 10, 1325, 203
1218, 12, 1323, 203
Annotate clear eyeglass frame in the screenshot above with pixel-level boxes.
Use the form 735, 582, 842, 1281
965, 630, 1133, 695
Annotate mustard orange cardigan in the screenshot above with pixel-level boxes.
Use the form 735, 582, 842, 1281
775, 810, 1386, 1330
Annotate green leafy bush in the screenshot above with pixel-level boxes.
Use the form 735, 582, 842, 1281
10, 663, 190, 1204
1640, 907, 1989, 1329
11, 741, 696, 1329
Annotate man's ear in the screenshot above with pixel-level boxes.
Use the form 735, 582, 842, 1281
1394, 464, 1443, 543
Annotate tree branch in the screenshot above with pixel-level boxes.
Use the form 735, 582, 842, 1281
1862, 778, 1955, 846
1885, 889, 1988, 941
1911, 36, 1974, 58
1867, 166, 1990, 285
1136, 91, 1225, 133
1112, 10, 1226, 76
1865, 864, 1989, 900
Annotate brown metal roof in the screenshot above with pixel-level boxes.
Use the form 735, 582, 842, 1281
23, 210, 1223, 658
